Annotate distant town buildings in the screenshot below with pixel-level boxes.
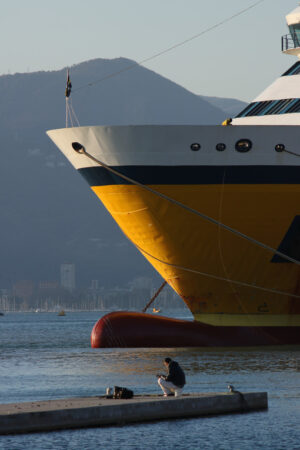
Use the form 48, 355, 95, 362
39, 281, 59, 289
90, 279, 99, 290
0, 270, 188, 313
60, 263, 75, 291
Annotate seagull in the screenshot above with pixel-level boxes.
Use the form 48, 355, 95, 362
228, 384, 235, 393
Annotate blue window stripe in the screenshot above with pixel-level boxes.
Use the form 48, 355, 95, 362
256, 101, 272, 116
275, 99, 295, 115
235, 98, 300, 117
279, 99, 298, 114
245, 103, 264, 116
263, 100, 281, 115
237, 102, 259, 118
288, 64, 300, 76
248, 101, 272, 116
288, 99, 300, 113
259, 101, 276, 115
282, 61, 300, 76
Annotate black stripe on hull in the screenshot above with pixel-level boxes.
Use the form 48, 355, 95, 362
78, 166, 300, 186
272, 216, 300, 263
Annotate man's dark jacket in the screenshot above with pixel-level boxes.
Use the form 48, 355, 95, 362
165, 360, 186, 388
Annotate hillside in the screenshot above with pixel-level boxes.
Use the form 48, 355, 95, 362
0, 58, 246, 288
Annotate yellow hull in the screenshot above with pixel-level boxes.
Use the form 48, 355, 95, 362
92, 183, 300, 326
46, 124, 300, 330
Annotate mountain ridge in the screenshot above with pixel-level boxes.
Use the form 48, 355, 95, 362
0, 57, 247, 288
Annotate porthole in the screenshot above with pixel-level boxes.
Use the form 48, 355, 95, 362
216, 143, 226, 152
235, 139, 252, 153
190, 143, 201, 151
275, 144, 285, 152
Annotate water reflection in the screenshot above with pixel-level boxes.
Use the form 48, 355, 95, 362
88, 346, 300, 377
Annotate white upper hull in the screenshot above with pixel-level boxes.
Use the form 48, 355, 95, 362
47, 125, 300, 170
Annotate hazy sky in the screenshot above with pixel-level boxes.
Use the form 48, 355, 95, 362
0, 0, 298, 101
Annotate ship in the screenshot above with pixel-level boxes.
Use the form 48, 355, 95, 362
47, 5, 300, 347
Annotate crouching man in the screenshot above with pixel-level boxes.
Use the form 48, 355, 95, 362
157, 357, 186, 397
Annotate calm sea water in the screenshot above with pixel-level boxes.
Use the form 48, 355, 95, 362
1, 311, 300, 449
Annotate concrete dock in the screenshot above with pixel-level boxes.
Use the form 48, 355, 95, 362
0, 392, 268, 435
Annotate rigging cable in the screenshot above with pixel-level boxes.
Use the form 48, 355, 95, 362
65, 70, 80, 128
73, 0, 267, 94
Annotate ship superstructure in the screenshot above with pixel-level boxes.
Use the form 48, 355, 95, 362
234, 5, 300, 126
47, 5, 300, 346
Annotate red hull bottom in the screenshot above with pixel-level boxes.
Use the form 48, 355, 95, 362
90, 312, 300, 348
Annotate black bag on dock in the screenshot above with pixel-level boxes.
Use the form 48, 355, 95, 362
113, 386, 134, 399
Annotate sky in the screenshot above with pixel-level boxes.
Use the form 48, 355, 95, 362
0, 0, 299, 101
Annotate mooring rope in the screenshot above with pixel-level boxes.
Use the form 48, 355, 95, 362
131, 239, 300, 299
75, 145, 300, 266
282, 148, 300, 158
142, 280, 167, 313
72, 144, 300, 300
